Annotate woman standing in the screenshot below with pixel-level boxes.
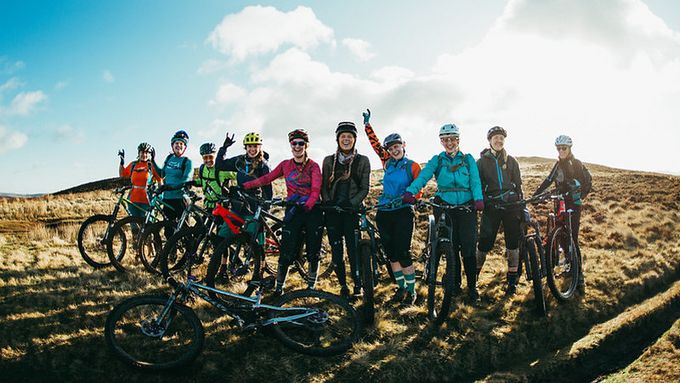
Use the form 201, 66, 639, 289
363, 109, 422, 305
321, 121, 371, 299
533, 135, 591, 293
160, 130, 193, 223
476, 126, 524, 296
403, 123, 484, 304
243, 129, 323, 295
118, 142, 161, 219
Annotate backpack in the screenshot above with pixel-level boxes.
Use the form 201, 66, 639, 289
163, 154, 189, 175
435, 152, 471, 179
581, 164, 592, 198
130, 160, 154, 184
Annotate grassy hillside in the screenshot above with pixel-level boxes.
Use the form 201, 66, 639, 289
0, 157, 678, 382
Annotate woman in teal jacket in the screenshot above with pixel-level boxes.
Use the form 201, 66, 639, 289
402, 123, 484, 303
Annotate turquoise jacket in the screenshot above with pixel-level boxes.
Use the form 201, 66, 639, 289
162, 155, 193, 200
406, 151, 483, 205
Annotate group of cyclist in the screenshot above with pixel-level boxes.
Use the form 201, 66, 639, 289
117, 109, 591, 307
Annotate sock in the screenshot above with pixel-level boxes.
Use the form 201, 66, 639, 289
404, 273, 416, 294
394, 270, 405, 289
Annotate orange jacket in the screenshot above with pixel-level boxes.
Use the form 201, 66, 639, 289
121, 161, 161, 204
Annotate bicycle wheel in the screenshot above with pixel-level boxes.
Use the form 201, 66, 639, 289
138, 221, 176, 274
546, 227, 579, 301
526, 237, 546, 315
269, 289, 361, 356
78, 214, 125, 268
419, 215, 436, 282
427, 239, 455, 324
107, 216, 147, 273
358, 240, 375, 325
205, 235, 260, 299
158, 226, 213, 285
104, 295, 204, 370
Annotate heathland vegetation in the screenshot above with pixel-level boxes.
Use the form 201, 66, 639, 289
1, 157, 678, 382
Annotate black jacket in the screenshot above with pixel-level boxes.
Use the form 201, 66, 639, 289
477, 148, 523, 201
534, 155, 591, 203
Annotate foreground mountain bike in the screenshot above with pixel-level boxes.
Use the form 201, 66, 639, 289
106, 254, 361, 370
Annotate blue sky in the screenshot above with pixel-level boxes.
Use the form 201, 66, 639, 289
1, 0, 679, 194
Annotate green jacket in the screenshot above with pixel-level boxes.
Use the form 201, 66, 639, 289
197, 164, 236, 209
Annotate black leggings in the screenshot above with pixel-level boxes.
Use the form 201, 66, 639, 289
376, 207, 414, 267
477, 207, 522, 252
278, 206, 323, 287
325, 210, 359, 287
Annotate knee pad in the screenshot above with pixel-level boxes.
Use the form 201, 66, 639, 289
506, 248, 519, 269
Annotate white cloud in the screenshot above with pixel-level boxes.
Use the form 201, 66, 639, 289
205, 0, 680, 175
54, 125, 84, 144
197, 59, 229, 75
206, 5, 334, 61
102, 70, 115, 83
3, 91, 47, 116
0, 125, 28, 154
54, 80, 69, 90
0, 57, 25, 75
342, 38, 376, 62
198, 118, 230, 139
0, 77, 23, 95
209, 82, 247, 107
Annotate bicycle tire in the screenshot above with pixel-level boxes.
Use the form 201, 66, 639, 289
78, 214, 125, 268
138, 220, 176, 274
546, 227, 579, 301
359, 240, 375, 325
104, 295, 204, 370
158, 226, 212, 286
269, 289, 361, 356
419, 215, 436, 282
427, 239, 455, 324
526, 237, 546, 315
107, 216, 147, 273
205, 235, 261, 298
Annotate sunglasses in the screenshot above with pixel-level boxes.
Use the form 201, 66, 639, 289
290, 140, 306, 147
440, 136, 459, 142
557, 146, 569, 151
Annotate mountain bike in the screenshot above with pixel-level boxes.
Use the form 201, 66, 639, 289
77, 185, 149, 268
106, 182, 197, 273
105, 263, 361, 371
416, 199, 472, 324
544, 192, 581, 301
493, 193, 552, 315
322, 202, 395, 325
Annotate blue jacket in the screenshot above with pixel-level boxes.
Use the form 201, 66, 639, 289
379, 157, 420, 211
162, 155, 193, 200
406, 151, 482, 205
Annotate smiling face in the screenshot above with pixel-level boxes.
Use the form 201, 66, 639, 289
245, 144, 261, 158
440, 135, 459, 154
202, 154, 215, 167
138, 150, 151, 162
337, 132, 356, 152
172, 140, 186, 156
290, 139, 307, 160
490, 134, 505, 151
387, 142, 405, 160
557, 145, 571, 159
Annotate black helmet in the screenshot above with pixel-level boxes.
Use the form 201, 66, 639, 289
200, 142, 216, 155
336, 121, 357, 138
383, 133, 404, 148
137, 142, 153, 153
171, 130, 189, 144
487, 126, 507, 140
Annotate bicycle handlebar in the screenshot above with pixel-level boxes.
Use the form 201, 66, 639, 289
114, 185, 133, 194
416, 198, 473, 213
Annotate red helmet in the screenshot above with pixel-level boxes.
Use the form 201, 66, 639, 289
288, 129, 309, 143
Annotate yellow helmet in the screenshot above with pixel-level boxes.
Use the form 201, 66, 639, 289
243, 132, 262, 145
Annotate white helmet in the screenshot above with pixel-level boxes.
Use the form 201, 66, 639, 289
555, 135, 573, 147
439, 123, 460, 137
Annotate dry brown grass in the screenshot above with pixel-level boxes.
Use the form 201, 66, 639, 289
1, 158, 679, 382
